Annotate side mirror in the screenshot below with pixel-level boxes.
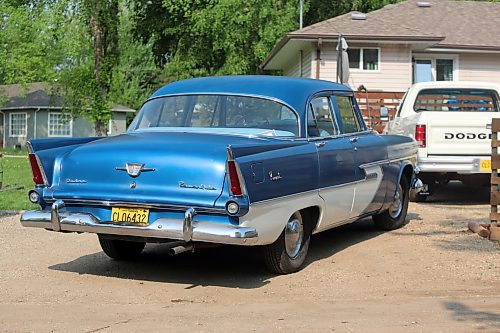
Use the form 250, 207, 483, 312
380, 106, 389, 121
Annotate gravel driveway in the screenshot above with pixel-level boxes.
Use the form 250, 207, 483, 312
0, 182, 498, 332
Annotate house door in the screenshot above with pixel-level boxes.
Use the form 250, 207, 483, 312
414, 59, 433, 83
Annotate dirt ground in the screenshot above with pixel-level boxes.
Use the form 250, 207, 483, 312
0, 182, 498, 333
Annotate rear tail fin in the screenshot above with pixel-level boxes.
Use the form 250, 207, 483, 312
226, 146, 246, 196
27, 142, 47, 186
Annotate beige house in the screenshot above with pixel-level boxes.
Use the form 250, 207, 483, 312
262, 0, 500, 92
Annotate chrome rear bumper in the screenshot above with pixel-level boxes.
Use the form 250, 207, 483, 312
417, 156, 490, 174
20, 200, 258, 245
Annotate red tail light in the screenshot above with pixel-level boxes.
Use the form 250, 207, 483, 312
28, 154, 46, 185
415, 125, 426, 148
227, 160, 242, 196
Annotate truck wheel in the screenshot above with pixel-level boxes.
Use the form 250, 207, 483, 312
98, 235, 146, 260
262, 211, 310, 274
373, 176, 409, 230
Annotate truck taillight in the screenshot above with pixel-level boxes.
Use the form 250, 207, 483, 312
28, 154, 46, 185
415, 125, 426, 148
227, 160, 242, 196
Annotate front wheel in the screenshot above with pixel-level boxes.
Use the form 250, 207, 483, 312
262, 211, 311, 274
373, 176, 409, 230
98, 235, 146, 260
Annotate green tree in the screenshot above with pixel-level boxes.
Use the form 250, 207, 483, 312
132, 0, 299, 80
109, 3, 160, 111
56, 0, 160, 134
0, 1, 66, 84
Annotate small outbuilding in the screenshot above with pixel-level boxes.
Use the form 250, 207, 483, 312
0, 82, 135, 149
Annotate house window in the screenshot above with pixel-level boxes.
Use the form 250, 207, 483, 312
9, 112, 27, 137
48, 112, 72, 137
347, 48, 379, 70
413, 56, 456, 83
436, 59, 453, 81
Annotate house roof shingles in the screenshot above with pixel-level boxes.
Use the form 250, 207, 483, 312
0, 82, 135, 112
291, 0, 500, 49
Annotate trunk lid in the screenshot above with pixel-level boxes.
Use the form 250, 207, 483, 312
48, 131, 275, 207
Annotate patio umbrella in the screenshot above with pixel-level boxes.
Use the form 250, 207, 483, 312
336, 35, 350, 84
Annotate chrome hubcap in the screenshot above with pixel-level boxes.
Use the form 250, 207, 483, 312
285, 214, 303, 259
388, 183, 403, 218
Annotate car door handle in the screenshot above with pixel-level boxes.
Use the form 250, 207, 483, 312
315, 141, 327, 148
349, 137, 359, 143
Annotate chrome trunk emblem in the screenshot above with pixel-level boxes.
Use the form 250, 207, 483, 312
179, 181, 217, 191
65, 179, 87, 184
116, 163, 155, 177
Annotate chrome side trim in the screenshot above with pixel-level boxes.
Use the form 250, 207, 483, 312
359, 156, 411, 169
20, 206, 258, 246
251, 178, 373, 205
252, 189, 318, 205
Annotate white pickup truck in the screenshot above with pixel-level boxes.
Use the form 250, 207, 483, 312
386, 81, 500, 201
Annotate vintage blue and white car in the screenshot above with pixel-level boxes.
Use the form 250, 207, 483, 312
21, 76, 419, 274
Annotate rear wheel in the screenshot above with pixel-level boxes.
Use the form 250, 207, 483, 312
262, 211, 311, 274
373, 176, 409, 230
98, 235, 146, 260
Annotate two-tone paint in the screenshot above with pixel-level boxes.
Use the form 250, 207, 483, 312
21, 76, 418, 247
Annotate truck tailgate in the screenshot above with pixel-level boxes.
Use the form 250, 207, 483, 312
423, 112, 494, 155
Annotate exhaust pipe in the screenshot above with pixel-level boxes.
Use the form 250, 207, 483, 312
169, 243, 194, 255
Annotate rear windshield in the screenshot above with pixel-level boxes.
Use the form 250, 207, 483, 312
414, 89, 500, 112
129, 94, 299, 137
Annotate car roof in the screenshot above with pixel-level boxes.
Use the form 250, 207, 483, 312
150, 75, 351, 113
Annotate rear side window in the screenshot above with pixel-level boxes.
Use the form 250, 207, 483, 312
335, 95, 361, 134
308, 97, 339, 137
414, 89, 500, 112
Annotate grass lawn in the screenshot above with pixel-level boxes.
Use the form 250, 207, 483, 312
0, 149, 38, 211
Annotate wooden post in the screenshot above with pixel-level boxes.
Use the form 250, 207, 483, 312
490, 119, 500, 240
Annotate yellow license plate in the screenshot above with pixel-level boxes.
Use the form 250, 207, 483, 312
480, 159, 491, 172
111, 207, 149, 224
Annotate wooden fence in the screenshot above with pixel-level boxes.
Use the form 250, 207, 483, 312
355, 91, 405, 133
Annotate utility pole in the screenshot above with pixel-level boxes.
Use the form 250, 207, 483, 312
299, 0, 303, 29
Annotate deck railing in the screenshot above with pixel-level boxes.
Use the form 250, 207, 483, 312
355, 91, 405, 133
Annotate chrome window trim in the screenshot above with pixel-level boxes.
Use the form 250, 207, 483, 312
307, 129, 374, 142
307, 96, 340, 138
134, 93, 302, 137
